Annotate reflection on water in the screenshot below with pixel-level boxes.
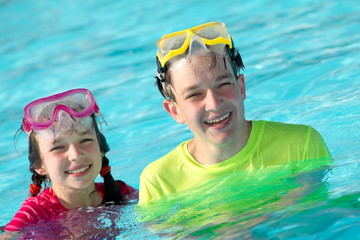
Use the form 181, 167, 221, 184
19, 201, 147, 239
13, 162, 356, 240
135, 161, 352, 239
10, 159, 357, 239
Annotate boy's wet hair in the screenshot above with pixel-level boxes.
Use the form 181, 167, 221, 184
27, 115, 125, 205
155, 44, 245, 101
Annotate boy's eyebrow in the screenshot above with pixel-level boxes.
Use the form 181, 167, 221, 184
180, 74, 233, 96
181, 84, 201, 96
216, 73, 233, 81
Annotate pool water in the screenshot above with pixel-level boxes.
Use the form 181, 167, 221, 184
0, 0, 359, 239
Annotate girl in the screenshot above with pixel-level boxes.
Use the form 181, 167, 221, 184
3, 88, 138, 233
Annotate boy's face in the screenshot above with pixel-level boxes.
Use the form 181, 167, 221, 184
163, 54, 247, 146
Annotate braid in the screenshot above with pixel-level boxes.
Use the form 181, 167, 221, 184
101, 156, 124, 205
28, 132, 48, 197
92, 115, 124, 205
29, 172, 46, 197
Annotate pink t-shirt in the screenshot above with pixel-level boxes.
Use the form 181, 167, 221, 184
4, 181, 138, 232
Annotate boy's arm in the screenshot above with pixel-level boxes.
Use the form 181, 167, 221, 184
305, 127, 331, 162
276, 126, 332, 210
139, 174, 159, 205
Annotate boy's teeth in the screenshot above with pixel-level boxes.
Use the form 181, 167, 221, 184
67, 166, 89, 174
207, 113, 230, 124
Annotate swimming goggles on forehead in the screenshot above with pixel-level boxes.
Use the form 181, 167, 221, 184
22, 88, 100, 134
156, 22, 233, 68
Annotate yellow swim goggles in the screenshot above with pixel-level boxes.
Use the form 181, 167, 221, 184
156, 22, 233, 68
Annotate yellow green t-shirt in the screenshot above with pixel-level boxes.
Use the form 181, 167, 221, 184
139, 120, 331, 204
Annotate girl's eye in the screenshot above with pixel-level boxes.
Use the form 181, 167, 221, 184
81, 138, 94, 144
50, 146, 64, 152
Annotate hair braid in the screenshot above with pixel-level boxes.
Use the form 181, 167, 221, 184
93, 116, 124, 205
29, 172, 46, 197
101, 156, 124, 204
28, 133, 48, 197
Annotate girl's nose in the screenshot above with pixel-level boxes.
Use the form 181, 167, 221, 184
68, 144, 83, 162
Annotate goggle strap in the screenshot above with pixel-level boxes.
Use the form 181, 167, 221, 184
155, 56, 169, 98
156, 73, 168, 99
156, 56, 165, 73
22, 118, 31, 133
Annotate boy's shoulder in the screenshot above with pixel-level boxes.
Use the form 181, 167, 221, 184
141, 140, 189, 176
257, 120, 317, 137
253, 120, 327, 149
259, 119, 311, 130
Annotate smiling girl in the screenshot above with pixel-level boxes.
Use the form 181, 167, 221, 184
3, 89, 137, 233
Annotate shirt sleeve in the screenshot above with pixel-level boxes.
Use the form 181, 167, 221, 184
305, 127, 331, 161
139, 174, 159, 205
4, 198, 41, 232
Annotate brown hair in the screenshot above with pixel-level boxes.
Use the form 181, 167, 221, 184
155, 45, 245, 101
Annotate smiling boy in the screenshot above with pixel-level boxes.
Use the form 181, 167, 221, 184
139, 22, 331, 204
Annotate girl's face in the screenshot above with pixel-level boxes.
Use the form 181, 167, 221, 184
35, 128, 102, 191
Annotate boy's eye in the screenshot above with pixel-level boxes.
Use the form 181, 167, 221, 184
186, 92, 202, 99
219, 81, 232, 87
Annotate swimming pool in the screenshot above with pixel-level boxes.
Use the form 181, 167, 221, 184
0, 0, 359, 238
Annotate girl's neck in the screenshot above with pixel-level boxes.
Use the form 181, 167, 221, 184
51, 183, 103, 209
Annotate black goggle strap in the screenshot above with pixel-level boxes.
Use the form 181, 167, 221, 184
155, 56, 169, 99
229, 37, 245, 70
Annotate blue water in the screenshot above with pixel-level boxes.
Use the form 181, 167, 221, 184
0, 0, 359, 239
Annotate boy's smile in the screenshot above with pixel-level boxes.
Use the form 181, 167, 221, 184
205, 112, 231, 128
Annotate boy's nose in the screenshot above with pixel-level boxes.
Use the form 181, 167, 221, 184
204, 90, 222, 111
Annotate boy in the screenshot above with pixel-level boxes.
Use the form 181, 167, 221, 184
139, 22, 330, 204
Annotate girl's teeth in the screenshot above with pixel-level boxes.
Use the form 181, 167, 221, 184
67, 166, 89, 174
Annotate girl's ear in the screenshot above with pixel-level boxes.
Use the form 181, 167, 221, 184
163, 99, 185, 124
237, 74, 246, 100
35, 166, 48, 176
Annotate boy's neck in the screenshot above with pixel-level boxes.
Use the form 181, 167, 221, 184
188, 120, 252, 165
52, 183, 103, 209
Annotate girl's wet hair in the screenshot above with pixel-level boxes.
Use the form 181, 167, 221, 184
27, 115, 124, 205
155, 45, 245, 101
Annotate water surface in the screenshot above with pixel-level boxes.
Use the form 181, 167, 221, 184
0, 0, 359, 239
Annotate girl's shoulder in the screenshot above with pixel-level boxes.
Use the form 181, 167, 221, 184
95, 181, 138, 201
4, 188, 66, 232
22, 187, 61, 206
116, 180, 137, 195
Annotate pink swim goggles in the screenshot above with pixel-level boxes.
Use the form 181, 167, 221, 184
22, 88, 101, 139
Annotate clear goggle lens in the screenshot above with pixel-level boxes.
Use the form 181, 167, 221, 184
22, 89, 100, 134
156, 22, 233, 67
